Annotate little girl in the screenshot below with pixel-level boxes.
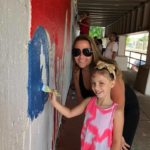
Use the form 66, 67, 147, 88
49, 60, 124, 150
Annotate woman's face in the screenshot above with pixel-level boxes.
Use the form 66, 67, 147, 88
109, 34, 115, 41
73, 40, 93, 69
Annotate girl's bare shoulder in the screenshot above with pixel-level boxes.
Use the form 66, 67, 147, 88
81, 97, 92, 106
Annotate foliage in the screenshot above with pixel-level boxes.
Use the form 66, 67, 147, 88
89, 26, 104, 39
126, 33, 149, 52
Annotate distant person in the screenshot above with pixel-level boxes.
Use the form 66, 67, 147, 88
94, 36, 99, 45
94, 37, 103, 54
103, 32, 119, 60
97, 38, 103, 54
49, 60, 124, 150
78, 12, 90, 35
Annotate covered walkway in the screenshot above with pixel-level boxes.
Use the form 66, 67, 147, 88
0, 0, 150, 150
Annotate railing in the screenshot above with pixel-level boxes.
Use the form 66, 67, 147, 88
125, 50, 146, 71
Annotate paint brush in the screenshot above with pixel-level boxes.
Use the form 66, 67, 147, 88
42, 84, 61, 96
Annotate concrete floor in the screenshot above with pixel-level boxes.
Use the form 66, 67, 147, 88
123, 70, 150, 150
56, 70, 150, 150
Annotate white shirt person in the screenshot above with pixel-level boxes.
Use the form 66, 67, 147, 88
103, 32, 119, 60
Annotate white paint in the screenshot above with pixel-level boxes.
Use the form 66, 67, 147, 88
40, 43, 47, 85
46, 31, 55, 150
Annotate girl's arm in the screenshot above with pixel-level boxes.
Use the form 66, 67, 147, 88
111, 107, 124, 150
49, 92, 90, 118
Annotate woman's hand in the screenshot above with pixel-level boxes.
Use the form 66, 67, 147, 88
121, 136, 130, 150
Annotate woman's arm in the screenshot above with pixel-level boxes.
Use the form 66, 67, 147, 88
111, 108, 124, 150
111, 78, 125, 109
111, 78, 130, 150
49, 92, 90, 118
112, 52, 117, 60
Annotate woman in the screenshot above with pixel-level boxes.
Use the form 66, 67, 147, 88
72, 35, 139, 150
103, 32, 119, 60
72, 35, 124, 107
72, 35, 101, 101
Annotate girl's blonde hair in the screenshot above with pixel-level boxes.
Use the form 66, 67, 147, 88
95, 57, 123, 79
94, 60, 116, 80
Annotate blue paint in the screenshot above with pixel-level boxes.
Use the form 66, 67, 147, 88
28, 26, 50, 120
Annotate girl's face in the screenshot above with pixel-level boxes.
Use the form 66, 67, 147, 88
91, 72, 115, 100
73, 40, 92, 68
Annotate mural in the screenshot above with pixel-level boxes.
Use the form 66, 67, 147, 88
30, 0, 72, 149
28, 26, 50, 120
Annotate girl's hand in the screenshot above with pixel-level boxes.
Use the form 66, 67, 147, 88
121, 136, 130, 150
49, 90, 57, 103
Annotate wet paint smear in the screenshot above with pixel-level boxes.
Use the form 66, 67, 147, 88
28, 26, 50, 120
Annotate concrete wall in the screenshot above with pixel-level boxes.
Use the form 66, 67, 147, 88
145, 70, 150, 95
0, 0, 30, 149
0, 0, 73, 149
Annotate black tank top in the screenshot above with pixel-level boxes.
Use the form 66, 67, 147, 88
79, 69, 95, 99
125, 83, 139, 110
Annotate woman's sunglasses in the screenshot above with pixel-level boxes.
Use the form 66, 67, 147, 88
72, 48, 93, 57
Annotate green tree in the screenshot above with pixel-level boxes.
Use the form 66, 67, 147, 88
89, 26, 104, 39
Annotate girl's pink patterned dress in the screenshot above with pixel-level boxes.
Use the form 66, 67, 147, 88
81, 97, 118, 150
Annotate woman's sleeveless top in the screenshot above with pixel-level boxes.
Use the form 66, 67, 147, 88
81, 97, 118, 150
79, 69, 95, 98
125, 83, 139, 110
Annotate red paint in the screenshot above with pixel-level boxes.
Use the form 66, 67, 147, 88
30, 0, 71, 149
31, 0, 71, 58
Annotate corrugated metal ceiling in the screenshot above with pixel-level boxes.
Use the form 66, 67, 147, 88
77, 0, 149, 27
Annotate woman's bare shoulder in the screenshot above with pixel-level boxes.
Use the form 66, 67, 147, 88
111, 77, 125, 108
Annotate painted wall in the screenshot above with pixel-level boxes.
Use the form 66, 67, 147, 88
0, 0, 73, 149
